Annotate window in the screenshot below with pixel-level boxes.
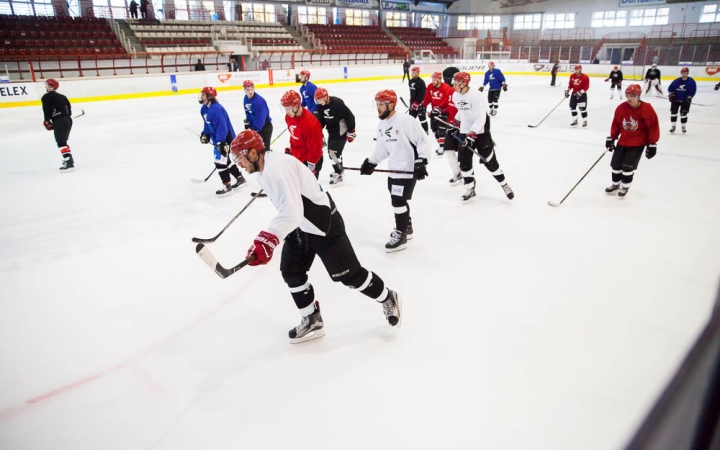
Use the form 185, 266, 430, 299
240, 3, 276, 23
591, 10, 627, 28
346, 9, 372, 26
514, 14, 541, 30
419, 13, 440, 29
458, 15, 500, 31
297, 6, 327, 25
700, 4, 720, 23
629, 8, 669, 26
386, 12, 408, 27
545, 13, 575, 29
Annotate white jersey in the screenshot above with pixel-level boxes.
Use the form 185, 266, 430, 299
371, 111, 430, 179
452, 89, 488, 134
256, 151, 334, 240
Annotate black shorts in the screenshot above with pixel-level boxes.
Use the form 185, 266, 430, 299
52, 116, 72, 147
327, 136, 346, 154
611, 145, 644, 171
387, 177, 416, 201
611, 81, 622, 89
258, 121, 273, 151
569, 93, 588, 109
443, 130, 459, 151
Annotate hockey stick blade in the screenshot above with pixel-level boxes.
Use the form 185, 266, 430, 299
548, 201, 561, 207
73, 109, 85, 119
190, 167, 217, 184
196, 243, 254, 279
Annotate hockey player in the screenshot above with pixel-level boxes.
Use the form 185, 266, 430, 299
199, 86, 247, 197
443, 66, 460, 87
360, 89, 430, 252
550, 61, 560, 87
298, 69, 317, 113
229, 130, 401, 344
408, 66, 429, 134
605, 84, 659, 198
281, 90, 324, 179
715, 82, 719, 91
242, 80, 273, 150
667, 67, 697, 134
605, 66, 624, 99
479, 61, 507, 116
565, 65, 590, 127
644, 63, 663, 97
452, 71, 514, 203
422, 71, 455, 156
313, 87, 356, 187
41, 79, 74, 171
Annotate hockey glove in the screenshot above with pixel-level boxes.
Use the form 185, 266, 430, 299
411, 102, 421, 111
414, 158, 428, 181
43, 120, 53, 131
284, 147, 292, 155
200, 134, 210, 144
605, 79, 609, 82
429, 106, 442, 118
478, 86, 484, 92
464, 132, 477, 148
645, 144, 657, 160
346, 129, 356, 143
217, 143, 229, 157
244, 120, 251, 130
247, 231, 279, 266
715, 84, 720, 91
668, 93, 677, 102
502, 84, 508, 92
360, 158, 376, 175
564, 90, 570, 99
605, 136, 616, 152
684, 97, 692, 106
575, 90, 584, 99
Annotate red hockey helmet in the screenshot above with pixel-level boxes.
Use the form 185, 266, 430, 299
453, 71, 471, 85
613, 66, 619, 70
300, 69, 311, 79
201, 86, 217, 100
489, 61, 495, 67
242, 79, 255, 88
574, 65, 582, 72
411, 66, 420, 74
46, 78, 59, 90
280, 90, 302, 108
625, 84, 642, 98
314, 87, 329, 101
431, 71, 442, 80
375, 89, 398, 105
231, 130, 265, 157
680, 67, 689, 74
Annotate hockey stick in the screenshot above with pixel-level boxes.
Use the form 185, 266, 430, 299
345, 167, 414, 175
191, 168, 217, 184
528, 97, 566, 128
191, 190, 264, 243
548, 150, 607, 207
72, 109, 85, 119
196, 243, 256, 279
399, 96, 410, 114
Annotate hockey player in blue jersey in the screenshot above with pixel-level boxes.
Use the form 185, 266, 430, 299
298, 69, 317, 113
479, 61, 507, 116
242, 79, 273, 150
667, 67, 697, 134
199, 86, 247, 196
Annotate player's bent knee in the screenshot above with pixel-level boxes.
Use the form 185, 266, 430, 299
340, 267, 367, 287
281, 270, 308, 288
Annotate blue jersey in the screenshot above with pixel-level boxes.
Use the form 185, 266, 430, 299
300, 81, 317, 113
201, 102, 235, 145
668, 77, 697, 102
483, 68, 506, 90
244, 92, 272, 132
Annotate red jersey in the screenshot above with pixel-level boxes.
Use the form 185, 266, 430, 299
611, 101, 660, 147
285, 108, 323, 165
568, 73, 590, 94
423, 82, 457, 122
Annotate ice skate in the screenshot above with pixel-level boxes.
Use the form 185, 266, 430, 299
59, 155, 74, 172
449, 172, 462, 186
582, 120, 588, 128
435, 147, 444, 156
605, 184, 621, 194
502, 183, 514, 200
381, 290, 402, 327
670, 125, 676, 133
461, 186, 476, 204
385, 230, 407, 253
231, 177, 247, 190
289, 301, 325, 344
329, 172, 344, 187
570, 119, 578, 127
215, 183, 233, 197
618, 187, 629, 198
610, 94, 614, 99
405, 220, 413, 241
682, 125, 687, 134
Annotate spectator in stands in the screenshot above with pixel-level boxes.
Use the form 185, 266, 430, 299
140, 0, 148, 19
129, 0, 138, 20
593, 57, 600, 64
227, 57, 239, 72
261, 59, 271, 70
551, 60, 559, 87
402, 60, 411, 82
194, 59, 206, 71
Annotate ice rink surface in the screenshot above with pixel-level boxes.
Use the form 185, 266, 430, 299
1, 72, 719, 450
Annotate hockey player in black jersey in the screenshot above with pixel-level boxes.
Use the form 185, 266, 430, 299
408, 66, 429, 134
313, 87, 356, 187
644, 63, 663, 96
41, 79, 74, 171
605, 66, 624, 99
443, 66, 460, 87
230, 130, 402, 343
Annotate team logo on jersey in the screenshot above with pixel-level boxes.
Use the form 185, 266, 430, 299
384, 126, 393, 138
622, 116, 639, 131
431, 91, 442, 101
323, 109, 334, 119
245, 104, 252, 112
289, 125, 299, 140
456, 100, 469, 108
677, 84, 686, 92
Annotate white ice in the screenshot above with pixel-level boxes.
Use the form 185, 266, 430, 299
1, 73, 719, 450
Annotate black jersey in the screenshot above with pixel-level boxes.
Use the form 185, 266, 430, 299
608, 70, 623, 82
443, 66, 459, 87
314, 96, 356, 138
645, 68, 661, 80
409, 76, 426, 104
41, 91, 71, 122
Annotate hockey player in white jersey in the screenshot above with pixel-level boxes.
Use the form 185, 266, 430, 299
451, 71, 514, 203
361, 89, 430, 253
229, 130, 401, 344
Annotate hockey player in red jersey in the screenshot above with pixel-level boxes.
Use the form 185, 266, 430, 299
422, 71, 455, 156
605, 84, 660, 198
281, 90, 324, 179
565, 65, 590, 127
